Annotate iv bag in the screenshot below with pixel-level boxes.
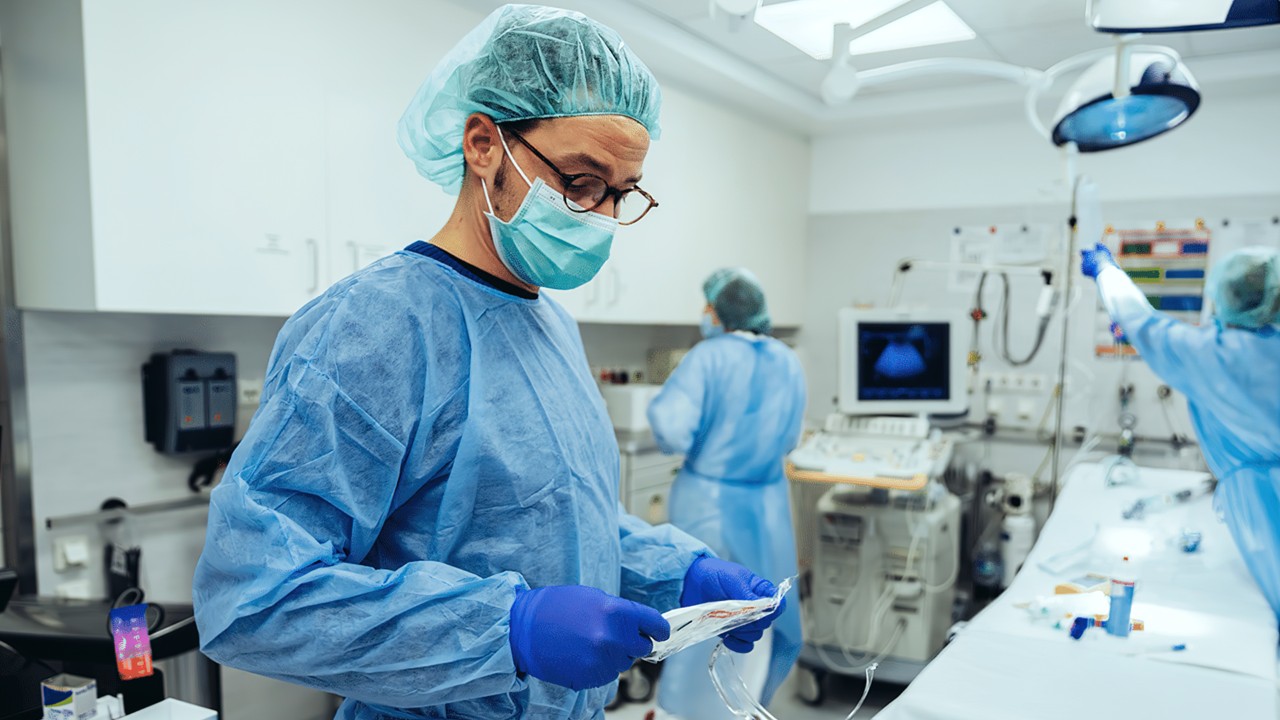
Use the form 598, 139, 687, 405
643, 577, 793, 663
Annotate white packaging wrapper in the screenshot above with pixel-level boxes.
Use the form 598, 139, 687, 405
643, 577, 793, 663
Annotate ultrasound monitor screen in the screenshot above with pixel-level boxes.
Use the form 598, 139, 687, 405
857, 322, 951, 402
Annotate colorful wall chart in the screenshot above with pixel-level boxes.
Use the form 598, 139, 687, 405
1095, 220, 1211, 358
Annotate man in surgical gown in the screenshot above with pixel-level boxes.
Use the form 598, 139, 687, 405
649, 269, 807, 719
1083, 243, 1280, 625
192, 6, 784, 719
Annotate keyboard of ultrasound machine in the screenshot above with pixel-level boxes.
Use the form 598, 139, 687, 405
789, 436, 936, 479
783, 412, 957, 479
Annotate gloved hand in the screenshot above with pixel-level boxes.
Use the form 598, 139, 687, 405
509, 585, 669, 691
680, 556, 784, 653
1081, 242, 1116, 279
1110, 321, 1128, 344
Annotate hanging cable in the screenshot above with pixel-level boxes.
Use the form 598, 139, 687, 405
989, 271, 1057, 366
711, 640, 887, 719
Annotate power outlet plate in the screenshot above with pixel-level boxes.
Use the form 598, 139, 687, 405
238, 378, 264, 406
982, 373, 1048, 394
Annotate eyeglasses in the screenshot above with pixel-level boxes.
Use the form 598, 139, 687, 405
504, 129, 659, 226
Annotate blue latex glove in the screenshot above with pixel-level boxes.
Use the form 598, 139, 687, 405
1081, 242, 1116, 279
1110, 321, 1128, 344
680, 557, 785, 653
509, 585, 670, 691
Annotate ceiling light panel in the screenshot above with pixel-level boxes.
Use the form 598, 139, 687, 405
755, 0, 977, 59
849, 2, 977, 56
754, 0, 914, 59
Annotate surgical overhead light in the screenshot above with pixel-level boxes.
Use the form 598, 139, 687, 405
1088, 0, 1280, 33
1050, 48, 1200, 152
820, 34, 1198, 153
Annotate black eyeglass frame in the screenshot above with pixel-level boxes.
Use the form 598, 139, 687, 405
504, 129, 659, 226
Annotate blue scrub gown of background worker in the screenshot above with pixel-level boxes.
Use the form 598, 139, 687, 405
649, 270, 807, 719
1087, 245, 1280, 624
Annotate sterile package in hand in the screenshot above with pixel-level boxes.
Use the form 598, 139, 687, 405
643, 577, 793, 663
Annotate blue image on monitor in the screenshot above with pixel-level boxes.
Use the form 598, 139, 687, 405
858, 322, 951, 402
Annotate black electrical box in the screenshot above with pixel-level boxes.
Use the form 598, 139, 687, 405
142, 351, 237, 455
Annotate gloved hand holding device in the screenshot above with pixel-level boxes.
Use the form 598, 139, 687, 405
680, 556, 785, 653
509, 584, 670, 691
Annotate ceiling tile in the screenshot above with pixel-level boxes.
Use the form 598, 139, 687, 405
685, 15, 818, 62
624, 0, 1278, 105
764, 50, 1005, 99
761, 56, 829, 95
634, 0, 711, 22
841, 38, 1002, 69
946, 0, 1088, 33
1185, 25, 1280, 57
982, 22, 1113, 69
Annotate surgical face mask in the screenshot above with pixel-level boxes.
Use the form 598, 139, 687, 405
481, 128, 618, 291
700, 312, 724, 339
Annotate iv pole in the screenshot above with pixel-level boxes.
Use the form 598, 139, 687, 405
1048, 148, 1083, 512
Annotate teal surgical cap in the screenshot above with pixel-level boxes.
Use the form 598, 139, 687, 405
704, 268, 771, 334
397, 4, 663, 194
1210, 247, 1280, 329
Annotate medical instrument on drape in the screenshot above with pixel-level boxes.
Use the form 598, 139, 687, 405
1122, 479, 1216, 521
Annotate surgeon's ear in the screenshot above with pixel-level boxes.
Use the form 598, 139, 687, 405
462, 114, 503, 182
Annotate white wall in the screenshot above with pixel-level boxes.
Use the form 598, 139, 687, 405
810, 87, 1280, 215
21, 311, 336, 720
23, 313, 705, 586
802, 199, 1278, 434
801, 87, 1280, 464
25, 312, 283, 601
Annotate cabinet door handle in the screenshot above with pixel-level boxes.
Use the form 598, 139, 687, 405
306, 238, 320, 293
610, 266, 621, 306
349, 241, 359, 273
588, 277, 601, 306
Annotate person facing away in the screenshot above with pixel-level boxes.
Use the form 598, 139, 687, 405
191, 6, 785, 719
648, 268, 808, 719
1083, 242, 1280, 625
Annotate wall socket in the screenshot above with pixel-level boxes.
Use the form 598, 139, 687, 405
982, 373, 1047, 394
238, 378, 264, 406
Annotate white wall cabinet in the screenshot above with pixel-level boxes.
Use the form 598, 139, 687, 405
320, 0, 468, 286
3, 0, 806, 323
2, 0, 465, 317
621, 450, 682, 525
81, 2, 334, 316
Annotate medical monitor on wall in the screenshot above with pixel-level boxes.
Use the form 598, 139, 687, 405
838, 308, 968, 417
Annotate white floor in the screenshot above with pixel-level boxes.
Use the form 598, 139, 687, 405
606, 667, 904, 720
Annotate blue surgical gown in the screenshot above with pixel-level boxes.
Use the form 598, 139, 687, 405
1097, 265, 1280, 624
192, 245, 707, 720
648, 332, 807, 718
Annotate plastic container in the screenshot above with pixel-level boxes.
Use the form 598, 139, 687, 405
599, 384, 663, 432
1106, 556, 1136, 637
